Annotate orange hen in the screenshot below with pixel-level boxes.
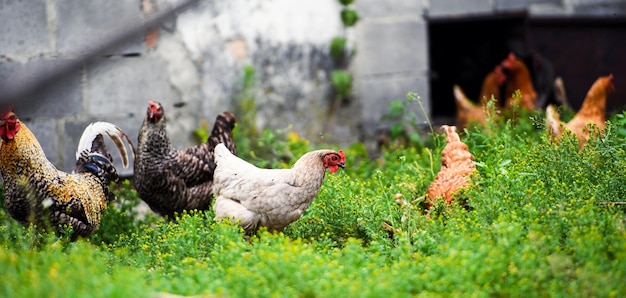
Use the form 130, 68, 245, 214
546, 74, 615, 146
426, 125, 477, 209
479, 65, 506, 106
454, 66, 506, 129
454, 85, 485, 130
502, 53, 537, 110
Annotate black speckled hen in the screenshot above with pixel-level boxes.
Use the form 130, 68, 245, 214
133, 101, 237, 219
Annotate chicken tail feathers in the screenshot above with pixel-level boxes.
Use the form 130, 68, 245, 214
75, 122, 135, 168
207, 111, 237, 155
453, 85, 473, 109
553, 77, 569, 108
73, 122, 134, 203
74, 122, 136, 185
546, 104, 563, 138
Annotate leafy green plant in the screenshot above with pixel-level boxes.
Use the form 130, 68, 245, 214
379, 92, 434, 150
2, 97, 626, 297
240, 126, 312, 169
330, 70, 352, 97
194, 65, 285, 167
232, 65, 260, 143
91, 179, 160, 245
330, 37, 347, 62
340, 9, 359, 27
326, 0, 359, 133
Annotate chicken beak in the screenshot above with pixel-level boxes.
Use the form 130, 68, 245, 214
339, 162, 346, 169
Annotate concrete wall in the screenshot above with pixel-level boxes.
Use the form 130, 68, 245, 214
354, 0, 428, 148
1, 0, 625, 176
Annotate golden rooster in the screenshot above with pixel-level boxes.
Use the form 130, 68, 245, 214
212, 143, 345, 232
0, 109, 134, 239
426, 125, 476, 210
546, 74, 615, 146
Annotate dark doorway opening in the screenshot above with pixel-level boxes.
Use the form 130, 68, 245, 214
427, 14, 626, 122
528, 18, 626, 113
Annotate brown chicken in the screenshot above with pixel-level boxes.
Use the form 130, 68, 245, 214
454, 85, 486, 130
454, 66, 506, 129
426, 125, 476, 209
502, 53, 537, 110
134, 101, 237, 219
479, 65, 507, 105
212, 143, 345, 232
546, 74, 615, 146
0, 110, 134, 239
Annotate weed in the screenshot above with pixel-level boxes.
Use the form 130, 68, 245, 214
1, 95, 626, 297
379, 92, 435, 150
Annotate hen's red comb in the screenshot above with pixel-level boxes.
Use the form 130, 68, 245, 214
507, 52, 516, 61
338, 150, 346, 163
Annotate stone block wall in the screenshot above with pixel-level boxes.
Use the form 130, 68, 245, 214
1, 0, 151, 176
354, 0, 428, 149
1, 0, 625, 176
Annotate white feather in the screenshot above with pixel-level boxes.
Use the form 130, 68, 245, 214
75, 122, 134, 168
214, 143, 231, 159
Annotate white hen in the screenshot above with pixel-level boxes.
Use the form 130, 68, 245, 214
212, 143, 345, 232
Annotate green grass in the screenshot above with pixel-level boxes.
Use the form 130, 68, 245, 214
1, 108, 626, 297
